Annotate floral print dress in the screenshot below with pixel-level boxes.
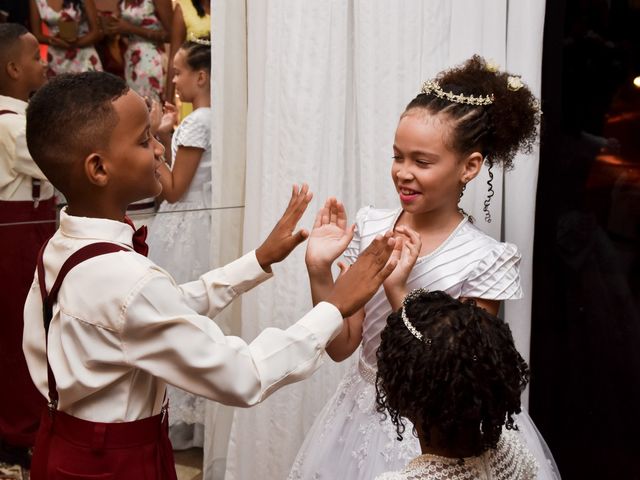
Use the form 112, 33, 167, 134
36, 0, 103, 76
120, 0, 166, 100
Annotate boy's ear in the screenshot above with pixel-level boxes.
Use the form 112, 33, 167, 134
460, 151, 483, 183
84, 153, 109, 187
6, 60, 20, 80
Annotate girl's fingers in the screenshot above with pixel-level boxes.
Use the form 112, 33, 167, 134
336, 201, 348, 230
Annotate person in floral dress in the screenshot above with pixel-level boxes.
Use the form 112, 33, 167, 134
29, 0, 103, 77
103, 0, 172, 101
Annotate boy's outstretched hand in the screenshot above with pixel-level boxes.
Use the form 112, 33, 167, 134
255, 184, 314, 272
326, 232, 397, 317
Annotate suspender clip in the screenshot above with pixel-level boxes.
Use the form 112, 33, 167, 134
47, 399, 58, 417
32, 178, 41, 209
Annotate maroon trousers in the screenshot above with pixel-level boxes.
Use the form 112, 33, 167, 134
31, 409, 176, 480
0, 198, 56, 447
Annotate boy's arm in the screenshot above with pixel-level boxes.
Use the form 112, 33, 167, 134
177, 184, 313, 315
124, 233, 397, 407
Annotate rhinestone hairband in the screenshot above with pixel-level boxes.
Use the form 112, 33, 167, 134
401, 288, 432, 345
421, 80, 494, 106
188, 33, 211, 46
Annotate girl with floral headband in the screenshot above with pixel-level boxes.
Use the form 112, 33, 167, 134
375, 289, 537, 480
289, 55, 559, 479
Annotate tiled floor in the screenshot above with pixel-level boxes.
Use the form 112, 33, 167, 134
175, 447, 204, 480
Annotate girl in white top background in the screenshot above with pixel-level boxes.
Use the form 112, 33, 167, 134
290, 56, 560, 479
147, 36, 212, 449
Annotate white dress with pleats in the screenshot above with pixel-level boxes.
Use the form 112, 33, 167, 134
288, 206, 561, 480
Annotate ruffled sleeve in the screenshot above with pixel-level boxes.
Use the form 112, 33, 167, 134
460, 242, 523, 300
174, 112, 210, 150
342, 205, 371, 264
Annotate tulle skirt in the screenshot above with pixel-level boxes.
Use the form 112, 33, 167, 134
288, 356, 561, 480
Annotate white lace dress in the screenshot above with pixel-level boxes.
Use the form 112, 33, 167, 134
289, 207, 561, 480
147, 107, 212, 446
375, 430, 538, 480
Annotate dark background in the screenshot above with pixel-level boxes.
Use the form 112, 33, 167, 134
531, 0, 640, 477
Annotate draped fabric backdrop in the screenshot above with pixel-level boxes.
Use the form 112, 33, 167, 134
205, 2, 546, 479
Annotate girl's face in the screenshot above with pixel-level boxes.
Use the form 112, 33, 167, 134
172, 48, 204, 103
391, 111, 480, 216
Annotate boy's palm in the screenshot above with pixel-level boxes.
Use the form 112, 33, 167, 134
306, 198, 354, 268
255, 184, 313, 270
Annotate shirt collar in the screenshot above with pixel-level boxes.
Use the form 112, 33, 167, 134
59, 207, 135, 249
0, 95, 28, 115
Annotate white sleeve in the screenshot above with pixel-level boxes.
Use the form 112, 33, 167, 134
9, 122, 50, 181
176, 250, 272, 316
342, 205, 371, 264
174, 113, 210, 150
460, 242, 523, 300
122, 272, 344, 407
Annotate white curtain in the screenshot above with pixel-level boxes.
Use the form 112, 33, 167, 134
206, 2, 545, 479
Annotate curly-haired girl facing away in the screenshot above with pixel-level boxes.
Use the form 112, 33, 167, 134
375, 290, 536, 480
290, 56, 560, 480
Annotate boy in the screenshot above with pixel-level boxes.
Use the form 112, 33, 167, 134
0, 23, 54, 470
22, 71, 397, 479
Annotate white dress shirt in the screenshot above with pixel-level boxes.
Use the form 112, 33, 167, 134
23, 209, 343, 422
0, 95, 54, 202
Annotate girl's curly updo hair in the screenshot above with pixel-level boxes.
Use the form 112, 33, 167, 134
404, 55, 540, 171
375, 290, 530, 454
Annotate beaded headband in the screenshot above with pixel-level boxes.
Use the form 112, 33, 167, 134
421, 80, 494, 106
188, 33, 211, 46
401, 288, 432, 345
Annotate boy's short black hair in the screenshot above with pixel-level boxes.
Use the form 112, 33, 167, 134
0, 23, 29, 64
26, 71, 129, 194
375, 290, 530, 454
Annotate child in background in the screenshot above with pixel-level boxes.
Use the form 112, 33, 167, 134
147, 36, 212, 449
0, 22, 54, 473
22, 70, 398, 479
374, 290, 537, 480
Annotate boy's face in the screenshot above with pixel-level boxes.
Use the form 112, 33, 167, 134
16, 33, 47, 94
104, 90, 163, 203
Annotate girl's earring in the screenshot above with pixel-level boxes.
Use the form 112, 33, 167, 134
459, 183, 466, 199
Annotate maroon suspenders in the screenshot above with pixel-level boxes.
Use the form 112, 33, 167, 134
32, 242, 177, 480
36, 241, 130, 413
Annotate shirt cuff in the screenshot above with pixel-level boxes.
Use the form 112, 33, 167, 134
216, 250, 273, 294
296, 301, 344, 346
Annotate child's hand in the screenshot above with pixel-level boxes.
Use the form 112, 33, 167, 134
157, 102, 178, 135
255, 184, 313, 272
326, 232, 397, 317
383, 225, 421, 310
305, 197, 355, 272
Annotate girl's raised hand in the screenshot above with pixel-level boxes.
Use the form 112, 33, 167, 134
157, 102, 178, 135
305, 197, 355, 272
383, 225, 422, 310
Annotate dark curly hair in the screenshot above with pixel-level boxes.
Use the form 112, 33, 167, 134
404, 55, 540, 171
375, 290, 530, 455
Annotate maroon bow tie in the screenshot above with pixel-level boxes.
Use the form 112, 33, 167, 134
123, 216, 149, 257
